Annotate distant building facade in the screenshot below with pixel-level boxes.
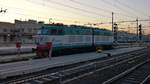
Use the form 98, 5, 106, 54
0, 22, 15, 43
15, 20, 42, 43
0, 19, 42, 44
15, 20, 41, 35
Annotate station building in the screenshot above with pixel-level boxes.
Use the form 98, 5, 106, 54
0, 20, 42, 45
15, 20, 42, 44
0, 22, 15, 44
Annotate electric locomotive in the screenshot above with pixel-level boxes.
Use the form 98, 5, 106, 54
33, 24, 113, 57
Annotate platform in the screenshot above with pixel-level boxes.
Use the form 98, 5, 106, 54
0, 45, 36, 55
0, 47, 144, 79
0, 53, 36, 63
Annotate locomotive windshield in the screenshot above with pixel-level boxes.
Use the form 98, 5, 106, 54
37, 27, 64, 35
37, 30, 42, 35
37, 28, 49, 35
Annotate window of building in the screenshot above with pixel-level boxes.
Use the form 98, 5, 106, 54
21, 29, 24, 32
3, 29, 7, 32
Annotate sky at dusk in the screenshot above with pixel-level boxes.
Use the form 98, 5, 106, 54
0, 0, 150, 34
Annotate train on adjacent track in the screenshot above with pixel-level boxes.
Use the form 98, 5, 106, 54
33, 24, 114, 57
117, 32, 150, 43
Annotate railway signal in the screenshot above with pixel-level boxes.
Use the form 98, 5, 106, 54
139, 24, 142, 41
114, 23, 118, 43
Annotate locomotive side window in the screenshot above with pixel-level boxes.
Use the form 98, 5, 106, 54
51, 29, 57, 35
49, 28, 64, 35
58, 29, 64, 35
38, 28, 48, 35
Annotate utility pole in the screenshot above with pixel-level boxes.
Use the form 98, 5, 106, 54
128, 25, 130, 33
112, 12, 114, 32
136, 18, 139, 42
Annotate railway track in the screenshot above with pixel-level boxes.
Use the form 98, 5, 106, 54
1, 48, 150, 84
104, 59, 150, 84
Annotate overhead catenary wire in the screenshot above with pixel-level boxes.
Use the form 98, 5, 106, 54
13, 12, 99, 25
26, 0, 104, 20
0, 7, 88, 25
43, 0, 112, 18
45, 0, 141, 28
0, 4, 110, 26
26, 0, 114, 27
26, 0, 113, 24
69, 0, 139, 30
4, 2, 135, 24
101, 0, 150, 32
102, 0, 142, 19
70, 0, 137, 19
70, 0, 112, 13
102, 0, 140, 30
1, 0, 149, 32
1, 10, 112, 27
115, 0, 149, 18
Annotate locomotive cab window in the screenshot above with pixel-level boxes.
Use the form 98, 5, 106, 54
51, 29, 57, 35
58, 29, 64, 35
49, 29, 64, 35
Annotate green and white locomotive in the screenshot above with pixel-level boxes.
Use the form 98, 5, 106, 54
34, 24, 114, 57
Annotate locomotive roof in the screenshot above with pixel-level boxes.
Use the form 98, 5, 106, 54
43, 24, 111, 32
